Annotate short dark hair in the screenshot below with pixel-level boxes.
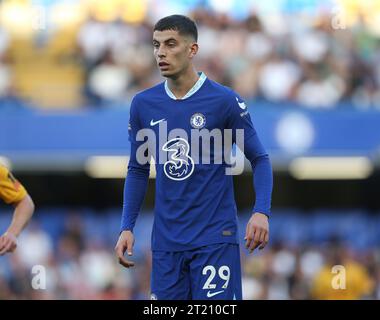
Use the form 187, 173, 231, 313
154, 15, 198, 42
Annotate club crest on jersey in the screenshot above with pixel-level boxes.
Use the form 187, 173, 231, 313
190, 113, 206, 129
162, 138, 194, 181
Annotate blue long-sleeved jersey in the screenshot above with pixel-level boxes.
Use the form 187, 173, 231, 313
121, 73, 273, 251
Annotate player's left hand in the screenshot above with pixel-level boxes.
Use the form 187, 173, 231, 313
244, 212, 269, 253
0, 231, 18, 255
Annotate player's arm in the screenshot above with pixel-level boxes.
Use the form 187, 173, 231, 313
243, 135, 272, 253
0, 194, 35, 255
0, 169, 35, 255
226, 93, 273, 254
115, 96, 150, 268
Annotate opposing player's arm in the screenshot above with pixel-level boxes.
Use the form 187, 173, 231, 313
115, 96, 150, 268
0, 194, 35, 255
0, 168, 35, 255
225, 93, 273, 253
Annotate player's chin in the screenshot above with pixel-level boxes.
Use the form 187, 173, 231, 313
160, 69, 174, 77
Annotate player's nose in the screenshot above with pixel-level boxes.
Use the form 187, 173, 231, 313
156, 47, 166, 58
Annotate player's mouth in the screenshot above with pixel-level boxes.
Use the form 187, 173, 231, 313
158, 61, 170, 70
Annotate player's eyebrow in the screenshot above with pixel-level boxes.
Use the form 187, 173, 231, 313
153, 37, 178, 44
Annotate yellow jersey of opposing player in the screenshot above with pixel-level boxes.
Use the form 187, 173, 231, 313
0, 165, 27, 204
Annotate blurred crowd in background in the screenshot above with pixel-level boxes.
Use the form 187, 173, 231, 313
77, 10, 380, 109
0, 0, 379, 109
0, 209, 379, 300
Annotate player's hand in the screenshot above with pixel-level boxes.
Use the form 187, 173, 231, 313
115, 230, 135, 268
0, 231, 18, 255
244, 212, 269, 253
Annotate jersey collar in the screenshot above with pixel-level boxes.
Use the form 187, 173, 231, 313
164, 72, 207, 100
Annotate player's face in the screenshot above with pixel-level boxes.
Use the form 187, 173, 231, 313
153, 30, 197, 78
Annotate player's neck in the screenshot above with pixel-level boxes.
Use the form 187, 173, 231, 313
166, 67, 199, 99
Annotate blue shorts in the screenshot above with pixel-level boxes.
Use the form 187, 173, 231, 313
151, 243, 242, 300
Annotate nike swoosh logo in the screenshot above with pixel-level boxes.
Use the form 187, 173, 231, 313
206, 290, 224, 298
236, 97, 247, 110
150, 118, 166, 126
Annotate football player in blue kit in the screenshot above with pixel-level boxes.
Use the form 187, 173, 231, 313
115, 14, 273, 300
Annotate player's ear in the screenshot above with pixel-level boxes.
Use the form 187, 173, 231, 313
189, 42, 198, 59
